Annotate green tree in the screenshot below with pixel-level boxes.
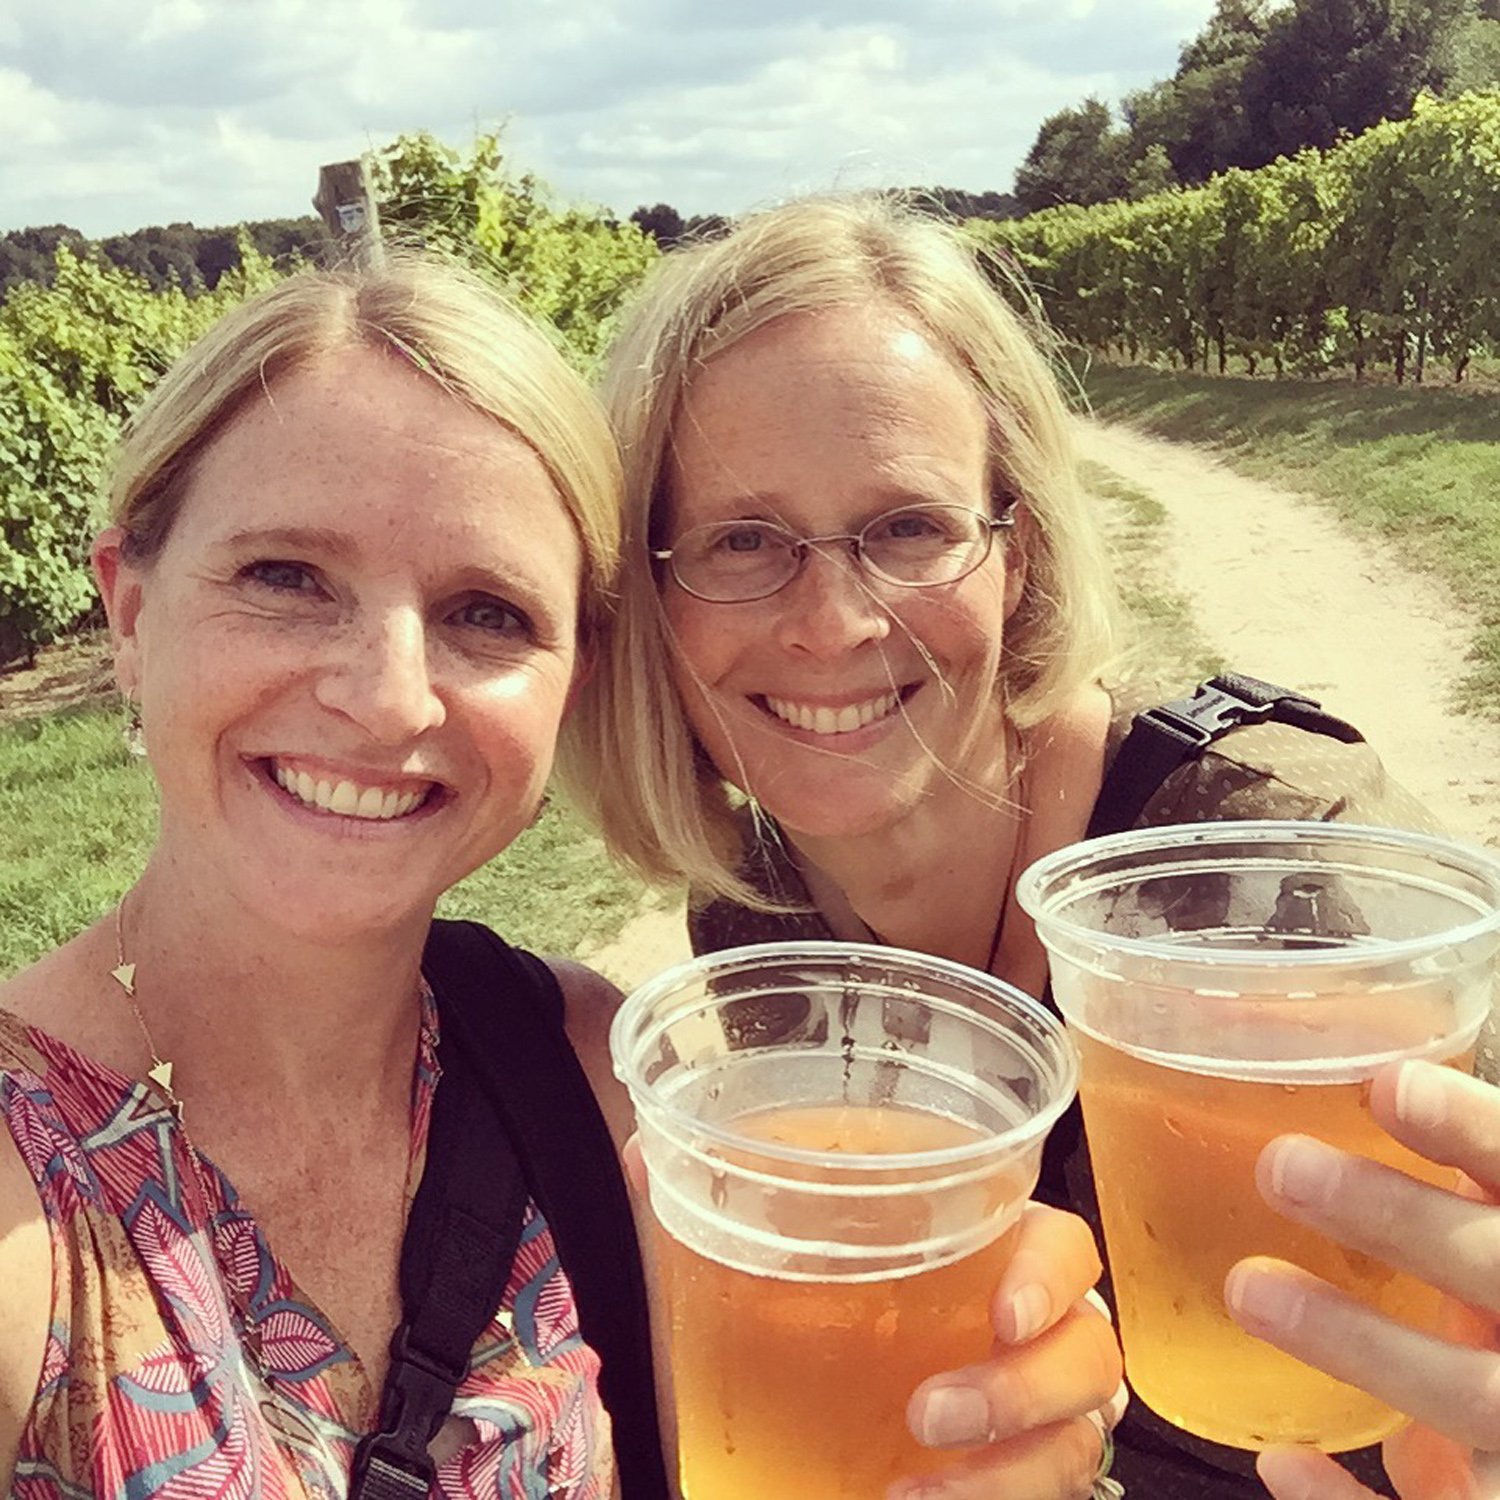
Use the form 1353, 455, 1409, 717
631, 203, 687, 248
1126, 144, 1179, 198
1242, 0, 1476, 163
1074, 0, 1488, 191
0, 226, 89, 297
1014, 99, 1130, 211
1441, 9, 1500, 91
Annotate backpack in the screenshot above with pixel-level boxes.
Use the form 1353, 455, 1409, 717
1087, 670, 1362, 837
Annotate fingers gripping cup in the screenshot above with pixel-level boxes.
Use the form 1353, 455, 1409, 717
1018, 821, 1500, 1452
609, 942, 1078, 1500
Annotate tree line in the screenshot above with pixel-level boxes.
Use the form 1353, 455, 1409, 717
629, 187, 1021, 249
1014, 0, 1500, 212
0, 219, 326, 301
1, 184, 1020, 307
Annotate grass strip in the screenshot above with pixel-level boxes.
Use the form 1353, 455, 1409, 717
1084, 365, 1500, 714
1083, 459, 1224, 697
0, 703, 648, 980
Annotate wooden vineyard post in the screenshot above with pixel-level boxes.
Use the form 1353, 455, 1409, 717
313, 158, 384, 268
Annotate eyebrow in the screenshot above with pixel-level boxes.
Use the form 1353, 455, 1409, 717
220, 526, 358, 559
689, 483, 970, 523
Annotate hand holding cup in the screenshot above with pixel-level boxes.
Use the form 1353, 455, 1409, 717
895, 1201, 1125, 1500
1227, 1058, 1500, 1500
1019, 821, 1500, 1453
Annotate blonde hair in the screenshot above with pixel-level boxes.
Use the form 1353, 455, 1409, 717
111, 255, 621, 638
557, 196, 1118, 899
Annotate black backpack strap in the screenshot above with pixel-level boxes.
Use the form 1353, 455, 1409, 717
418, 919, 670, 1500
350, 982, 531, 1499
1086, 671, 1365, 839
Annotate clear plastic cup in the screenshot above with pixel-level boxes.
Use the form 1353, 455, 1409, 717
610, 941, 1078, 1500
1018, 820, 1500, 1451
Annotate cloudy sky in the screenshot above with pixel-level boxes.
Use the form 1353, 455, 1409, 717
1, 0, 1215, 238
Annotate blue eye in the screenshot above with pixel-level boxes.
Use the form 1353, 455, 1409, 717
244, 560, 321, 594
454, 597, 532, 636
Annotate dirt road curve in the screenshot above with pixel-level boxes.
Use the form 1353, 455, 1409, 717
1076, 420, 1500, 849
586, 419, 1500, 988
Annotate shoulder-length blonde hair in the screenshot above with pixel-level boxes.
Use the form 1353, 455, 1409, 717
557, 195, 1117, 901
111, 254, 622, 640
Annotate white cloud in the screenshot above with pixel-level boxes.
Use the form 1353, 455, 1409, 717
534, 17, 1124, 214
0, 0, 1216, 235
0, 67, 71, 149
136, 0, 214, 45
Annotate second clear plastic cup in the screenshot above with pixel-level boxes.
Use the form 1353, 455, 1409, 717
609, 941, 1078, 1500
1019, 820, 1500, 1452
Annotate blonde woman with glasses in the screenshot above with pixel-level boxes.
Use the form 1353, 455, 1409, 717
562, 195, 1500, 1500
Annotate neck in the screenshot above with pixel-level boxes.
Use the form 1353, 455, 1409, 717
787, 687, 1115, 980
117, 855, 429, 1103
790, 750, 1024, 973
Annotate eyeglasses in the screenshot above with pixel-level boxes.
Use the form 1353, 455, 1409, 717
652, 503, 1016, 604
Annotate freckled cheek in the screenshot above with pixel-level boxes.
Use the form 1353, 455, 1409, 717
142, 630, 312, 712
665, 603, 762, 688
909, 582, 1008, 645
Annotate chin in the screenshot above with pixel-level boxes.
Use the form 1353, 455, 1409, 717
248, 882, 440, 949
750, 778, 921, 843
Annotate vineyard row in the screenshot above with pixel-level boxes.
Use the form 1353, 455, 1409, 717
974, 91, 1500, 384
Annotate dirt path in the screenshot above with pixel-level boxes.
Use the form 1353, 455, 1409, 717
1075, 419, 1500, 848
588, 418, 1500, 990
577, 900, 692, 992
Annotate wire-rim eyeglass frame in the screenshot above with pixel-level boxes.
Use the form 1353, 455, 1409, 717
652, 501, 1018, 604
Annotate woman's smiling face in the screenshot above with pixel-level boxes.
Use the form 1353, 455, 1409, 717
99, 345, 584, 941
660, 304, 1021, 840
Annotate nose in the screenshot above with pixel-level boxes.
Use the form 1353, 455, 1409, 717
313, 607, 446, 743
774, 543, 892, 660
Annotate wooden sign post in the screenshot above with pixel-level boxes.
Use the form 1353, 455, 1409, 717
313, 159, 383, 267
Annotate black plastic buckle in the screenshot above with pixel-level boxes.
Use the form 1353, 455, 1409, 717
347, 1448, 433, 1500
1143, 679, 1299, 750
349, 1326, 468, 1500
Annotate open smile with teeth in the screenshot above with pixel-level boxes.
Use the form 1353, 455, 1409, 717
270, 760, 436, 820
762, 692, 902, 736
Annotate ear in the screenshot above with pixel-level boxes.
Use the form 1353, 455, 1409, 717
1003, 505, 1031, 621
92, 528, 148, 698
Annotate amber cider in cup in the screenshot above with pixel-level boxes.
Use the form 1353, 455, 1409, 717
610, 942, 1078, 1498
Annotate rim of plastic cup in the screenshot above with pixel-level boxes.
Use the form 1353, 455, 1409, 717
610, 939, 1079, 1170
1015, 819, 1500, 967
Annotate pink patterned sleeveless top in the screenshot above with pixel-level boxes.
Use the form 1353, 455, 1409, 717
0, 994, 613, 1499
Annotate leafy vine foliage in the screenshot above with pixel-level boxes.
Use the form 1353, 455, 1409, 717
0, 244, 283, 665
977, 92, 1500, 385
0, 135, 656, 667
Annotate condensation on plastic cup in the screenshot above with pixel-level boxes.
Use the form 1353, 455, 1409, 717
610, 940, 1078, 1276
1017, 820, 1500, 1079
